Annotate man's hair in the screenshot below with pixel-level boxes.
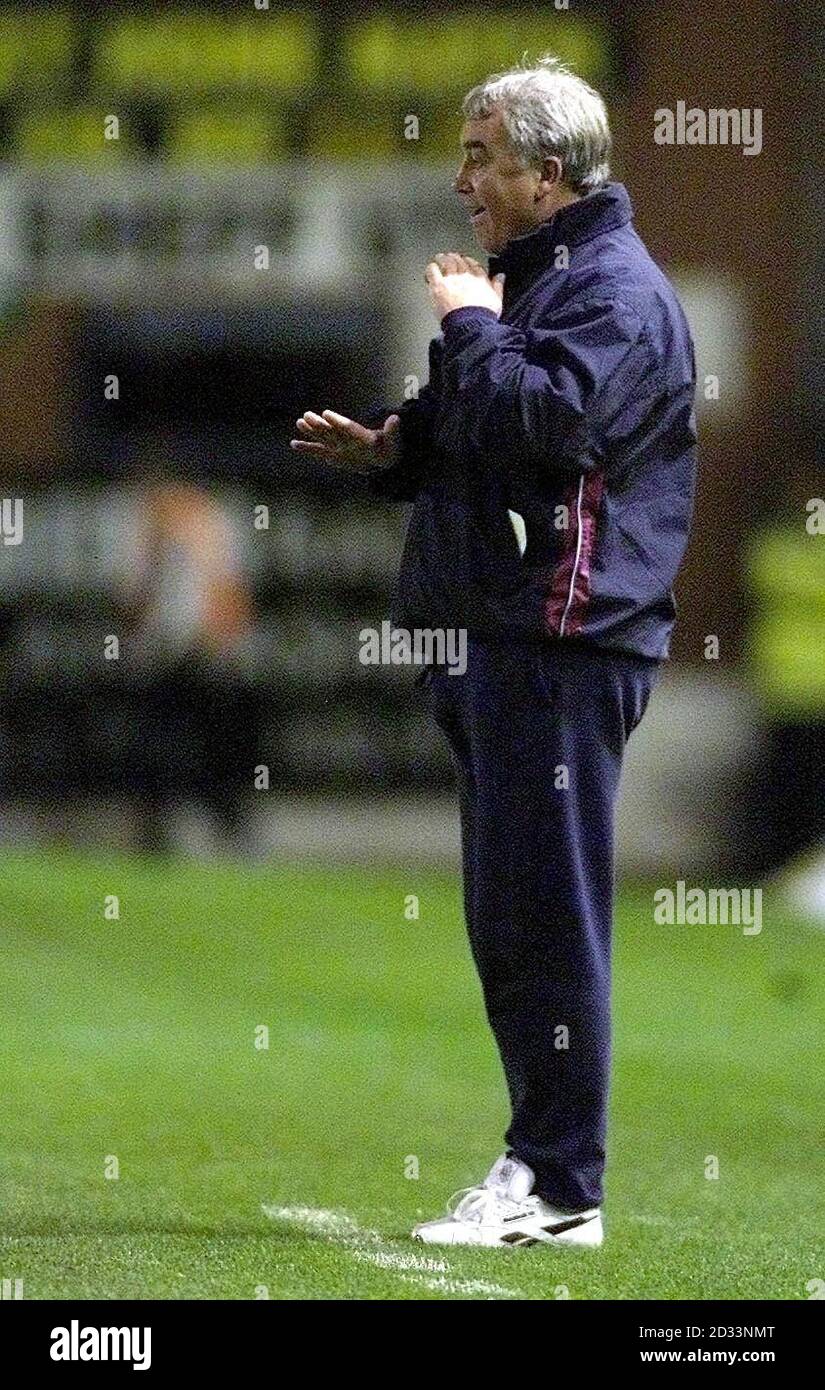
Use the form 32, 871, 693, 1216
462, 55, 612, 194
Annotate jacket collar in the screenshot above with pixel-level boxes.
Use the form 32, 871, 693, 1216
487, 182, 633, 286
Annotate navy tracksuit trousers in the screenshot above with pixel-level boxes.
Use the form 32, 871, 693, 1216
419, 634, 660, 1212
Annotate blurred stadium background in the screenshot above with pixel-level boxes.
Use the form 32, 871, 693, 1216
0, 0, 821, 890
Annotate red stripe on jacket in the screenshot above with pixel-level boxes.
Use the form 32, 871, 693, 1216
543, 471, 605, 638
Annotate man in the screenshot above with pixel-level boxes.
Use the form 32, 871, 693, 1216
292, 58, 697, 1248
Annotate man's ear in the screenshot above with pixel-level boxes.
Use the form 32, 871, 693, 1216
535, 155, 564, 202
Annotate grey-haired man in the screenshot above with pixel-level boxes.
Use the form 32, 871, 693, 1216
293, 58, 696, 1248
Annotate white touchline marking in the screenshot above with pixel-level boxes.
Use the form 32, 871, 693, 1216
262, 1204, 524, 1300
351, 1247, 450, 1274
262, 1205, 360, 1238
413, 1275, 522, 1298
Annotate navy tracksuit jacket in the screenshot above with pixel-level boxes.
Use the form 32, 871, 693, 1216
367, 183, 697, 1210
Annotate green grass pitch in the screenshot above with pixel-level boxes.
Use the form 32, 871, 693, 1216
0, 849, 822, 1300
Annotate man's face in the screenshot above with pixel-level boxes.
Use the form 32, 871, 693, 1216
454, 109, 543, 254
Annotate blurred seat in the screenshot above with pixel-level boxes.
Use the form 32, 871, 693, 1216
305, 102, 465, 163
746, 526, 825, 718
479, 13, 609, 84
165, 108, 286, 165
13, 108, 136, 163
93, 12, 318, 98
343, 11, 609, 96
343, 14, 484, 96
0, 10, 75, 97
305, 106, 397, 162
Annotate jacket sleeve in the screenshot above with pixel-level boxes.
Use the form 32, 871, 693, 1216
437, 299, 652, 480
361, 331, 446, 502
362, 380, 441, 502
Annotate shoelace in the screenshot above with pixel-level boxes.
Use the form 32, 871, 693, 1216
447, 1184, 536, 1225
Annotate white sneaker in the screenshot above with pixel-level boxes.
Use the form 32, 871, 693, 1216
412, 1154, 603, 1249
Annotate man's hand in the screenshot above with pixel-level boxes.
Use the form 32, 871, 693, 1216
424, 253, 505, 324
290, 410, 402, 475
